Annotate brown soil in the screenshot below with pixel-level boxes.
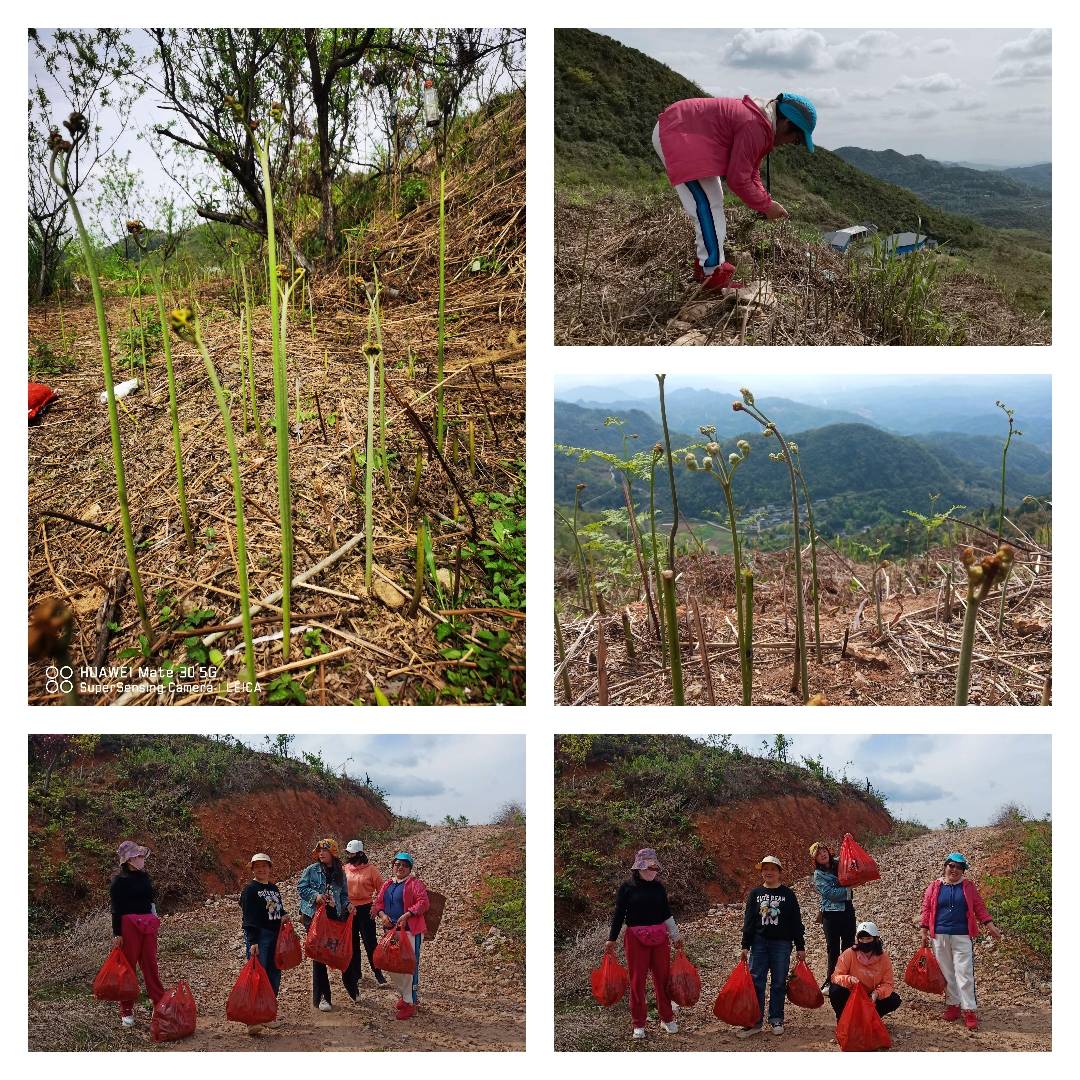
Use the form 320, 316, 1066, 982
29, 825, 525, 1052
555, 825, 1051, 1052
555, 190, 1051, 346
27, 95, 524, 706
695, 796, 893, 903
194, 788, 392, 894
556, 543, 1051, 706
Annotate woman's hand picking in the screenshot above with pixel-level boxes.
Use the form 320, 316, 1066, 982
764, 201, 789, 221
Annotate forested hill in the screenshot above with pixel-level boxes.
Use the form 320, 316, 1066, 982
833, 147, 1051, 235
555, 401, 1051, 537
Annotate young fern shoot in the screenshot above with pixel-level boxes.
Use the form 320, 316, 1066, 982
248, 99, 295, 658
735, 389, 810, 702
47, 116, 151, 643
956, 545, 1014, 705
169, 307, 257, 703
685, 429, 753, 703
995, 401, 1022, 636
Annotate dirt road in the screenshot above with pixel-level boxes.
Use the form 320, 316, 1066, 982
30, 825, 524, 1052
555, 825, 1050, 1051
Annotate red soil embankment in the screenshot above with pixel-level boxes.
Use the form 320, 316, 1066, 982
694, 794, 894, 902
194, 787, 393, 893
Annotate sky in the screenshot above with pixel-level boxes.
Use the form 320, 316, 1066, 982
595, 28, 1051, 166
234, 735, 524, 825
709, 734, 1050, 826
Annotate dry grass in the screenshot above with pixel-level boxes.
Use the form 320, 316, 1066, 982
555, 538, 1051, 707
554, 189, 1051, 346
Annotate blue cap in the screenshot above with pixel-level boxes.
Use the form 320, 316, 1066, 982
778, 93, 817, 153
393, 851, 414, 865
945, 852, 968, 868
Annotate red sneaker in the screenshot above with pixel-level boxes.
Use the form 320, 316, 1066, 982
962, 1010, 978, 1031
943, 1005, 961, 1021
702, 262, 745, 292
692, 260, 706, 283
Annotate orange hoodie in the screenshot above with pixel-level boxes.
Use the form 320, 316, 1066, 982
831, 946, 895, 998
344, 862, 384, 905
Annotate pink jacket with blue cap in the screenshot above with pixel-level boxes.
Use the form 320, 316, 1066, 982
657, 95, 776, 212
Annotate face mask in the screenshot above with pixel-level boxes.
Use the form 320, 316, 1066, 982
856, 941, 876, 953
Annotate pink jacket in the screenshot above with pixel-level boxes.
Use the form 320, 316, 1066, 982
657, 96, 775, 211
373, 875, 430, 935
920, 878, 993, 938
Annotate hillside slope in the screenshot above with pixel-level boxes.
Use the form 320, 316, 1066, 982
28, 824, 525, 1052
555, 824, 1050, 1052
554, 735, 892, 936
28, 735, 392, 929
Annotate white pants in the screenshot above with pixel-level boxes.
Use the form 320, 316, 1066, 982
932, 934, 977, 1010
652, 121, 728, 269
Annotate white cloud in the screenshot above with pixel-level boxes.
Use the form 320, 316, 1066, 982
834, 30, 904, 70
953, 98, 988, 112
850, 88, 888, 101
993, 57, 1052, 82
896, 73, 962, 93
909, 106, 938, 121
998, 28, 1052, 59
924, 38, 955, 55
722, 28, 831, 71
806, 87, 844, 108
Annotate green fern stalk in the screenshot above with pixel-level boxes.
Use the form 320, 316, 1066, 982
154, 281, 194, 554
48, 124, 151, 643
172, 308, 256, 703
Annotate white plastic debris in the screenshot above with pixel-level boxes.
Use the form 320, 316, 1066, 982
101, 379, 140, 404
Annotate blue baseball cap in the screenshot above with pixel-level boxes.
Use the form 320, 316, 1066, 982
393, 851, 414, 865
945, 852, 968, 868
778, 93, 817, 153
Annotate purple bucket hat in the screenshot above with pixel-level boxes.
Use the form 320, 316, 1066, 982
631, 848, 661, 871
117, 840, 149, 865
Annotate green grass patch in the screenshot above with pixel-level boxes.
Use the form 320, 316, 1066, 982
984, 816, 1051, 965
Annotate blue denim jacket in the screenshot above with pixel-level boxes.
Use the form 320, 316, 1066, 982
814, 868, 852, 912
297, 861, 350, 920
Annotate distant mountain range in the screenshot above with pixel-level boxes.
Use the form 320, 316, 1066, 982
555, 396, 1052, 538
561, 378, 1052, 449
833, 147, 1051, 235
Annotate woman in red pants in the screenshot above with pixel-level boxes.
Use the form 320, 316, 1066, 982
109, 841, 165, 1028
604, 847, 682, 1041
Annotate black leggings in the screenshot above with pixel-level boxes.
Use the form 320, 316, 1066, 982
821, 905, 856, 983
829, 984, 902, 1020
342, 904, 385, 998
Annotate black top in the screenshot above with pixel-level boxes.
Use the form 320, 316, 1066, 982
239, 880, 286, 931
109, 868, 157, 936
609, 878, 673, 941
741, 884, 806, 950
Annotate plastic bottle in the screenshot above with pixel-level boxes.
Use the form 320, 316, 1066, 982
423, 79, 440, 127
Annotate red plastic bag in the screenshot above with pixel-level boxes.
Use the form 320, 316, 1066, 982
304, 906, 353, 971
904, 946, 946, 995
835, 982, 892, 1052
274, 919, 303, 970
373, 928, 417, 975
28, 382, 57, 421
590, 951, 629, 1007
226, 955, 278, 1026
713, 959, 762, 1028
667, 948, 702, 1007
837, 832, 881, 887
151, 980, 197, 1042
787, 958, 825, 1009
92, 946, 139, 1001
